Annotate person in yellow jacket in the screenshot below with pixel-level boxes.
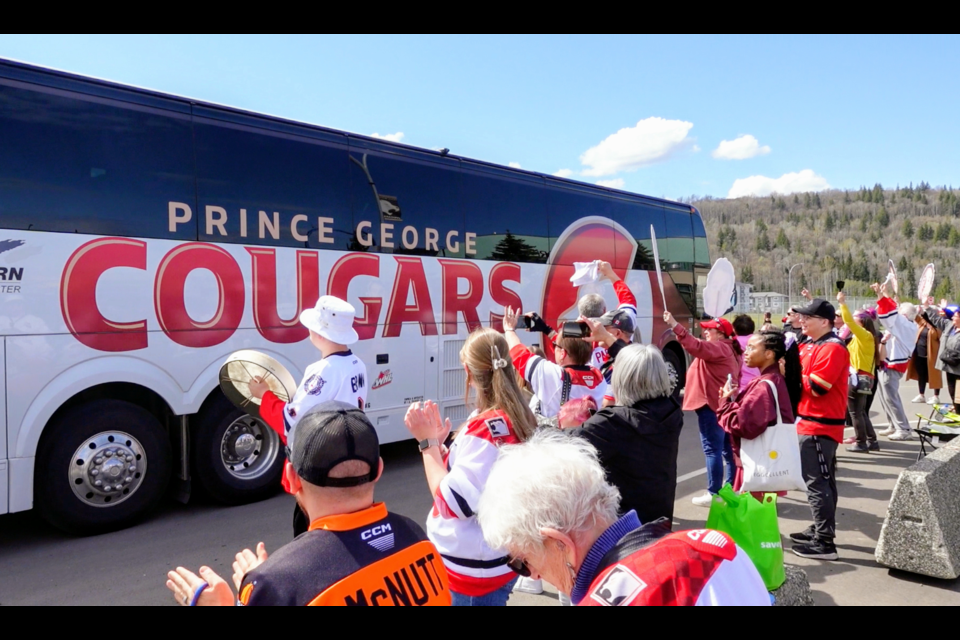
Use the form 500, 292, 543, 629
838, 292, 881, 453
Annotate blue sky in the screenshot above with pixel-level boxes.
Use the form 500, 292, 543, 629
1, 34, 957, 201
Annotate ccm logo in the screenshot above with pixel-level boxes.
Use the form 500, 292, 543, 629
362, 524, 393, 540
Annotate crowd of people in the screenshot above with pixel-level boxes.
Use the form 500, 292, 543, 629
164, 265, 950, 606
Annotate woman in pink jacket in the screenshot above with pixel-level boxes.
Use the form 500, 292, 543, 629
664, 312, 742, 507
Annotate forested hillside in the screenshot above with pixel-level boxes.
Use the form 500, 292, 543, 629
692, 183, 960, 302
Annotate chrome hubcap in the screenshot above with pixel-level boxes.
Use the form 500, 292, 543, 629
69, 432, 147, 508
220, 415, 279, 480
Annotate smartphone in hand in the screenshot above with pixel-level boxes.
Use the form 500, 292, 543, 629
560, 321, 590, 338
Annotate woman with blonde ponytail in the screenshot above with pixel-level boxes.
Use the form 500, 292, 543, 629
404, 328, 535, 605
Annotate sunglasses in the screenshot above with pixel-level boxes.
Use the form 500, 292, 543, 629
507, 556, 531, 577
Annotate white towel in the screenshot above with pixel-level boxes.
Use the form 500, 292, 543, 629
570, 260, 600, 286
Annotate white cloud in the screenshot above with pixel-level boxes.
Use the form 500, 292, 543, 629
712, 134, 771, 160
508, 161, 522, 169
580, 117, 695, 177
370, 131, 405, 143
596, 178, 625, 189
727, 169, 830, 198
553, 168, 574, 178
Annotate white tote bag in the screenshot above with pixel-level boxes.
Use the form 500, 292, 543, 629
739, 380, 806, 493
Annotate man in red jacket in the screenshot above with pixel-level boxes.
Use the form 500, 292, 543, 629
789, 298, 849, 561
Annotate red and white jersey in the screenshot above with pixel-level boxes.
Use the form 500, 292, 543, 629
580, 530, 770, 607
510, 344, 607, 418
591, 280, 638, 368
428, 409, 520, 596
282, 350, 367, 450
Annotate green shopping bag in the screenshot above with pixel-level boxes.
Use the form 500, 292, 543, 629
705, 484, 785, 591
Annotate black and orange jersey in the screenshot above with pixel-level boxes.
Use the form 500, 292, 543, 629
237, 503, 450, 606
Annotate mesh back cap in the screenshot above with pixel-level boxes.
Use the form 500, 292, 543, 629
290, 401, 379, 488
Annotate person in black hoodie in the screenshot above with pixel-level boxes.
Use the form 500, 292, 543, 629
566, 319, 683, 525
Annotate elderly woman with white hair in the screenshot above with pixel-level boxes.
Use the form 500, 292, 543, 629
477, 430, 770, 606
565, 321, 683, 525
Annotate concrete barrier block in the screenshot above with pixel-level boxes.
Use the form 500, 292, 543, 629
875, 438, 960, 579
772, 565, 814, 606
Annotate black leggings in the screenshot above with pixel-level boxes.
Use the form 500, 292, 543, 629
916, 357, 930, 394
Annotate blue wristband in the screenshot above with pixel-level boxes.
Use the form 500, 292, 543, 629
189, 581, 209, 607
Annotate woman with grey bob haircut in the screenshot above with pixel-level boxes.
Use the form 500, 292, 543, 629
477, 430, 770, 606
611, 343, 674, 405
566, 326, 684, 525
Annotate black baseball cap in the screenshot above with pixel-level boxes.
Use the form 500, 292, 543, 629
600, 309, 635, 333
289, 401, 379, 488
793, 298, 836, 323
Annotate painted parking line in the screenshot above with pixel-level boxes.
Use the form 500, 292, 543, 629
676, 467, 707, 484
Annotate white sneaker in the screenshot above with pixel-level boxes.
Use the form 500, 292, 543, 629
912, 394, 926, 403
879, 426, 897, 437
692, 492, 715, 507
928, 396, 940, 405
889, 430, 915, 441
513, 577, 543, 594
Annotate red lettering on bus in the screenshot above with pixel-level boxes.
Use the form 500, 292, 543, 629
60, 238, 148, 352
487, 262, 522, 332
383, 257, 437, 338
248, 248, 319, 343
327, 253, 382, 341
155, 243, 245, 348
439, 259, 483, 335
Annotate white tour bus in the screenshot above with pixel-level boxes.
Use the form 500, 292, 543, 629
0, 59, 710, 533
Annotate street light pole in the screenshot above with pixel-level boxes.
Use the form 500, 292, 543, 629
788, 263, 803, 311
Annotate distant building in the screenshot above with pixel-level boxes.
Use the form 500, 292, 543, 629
750, 291, 789, 314
732, 282, 753, 313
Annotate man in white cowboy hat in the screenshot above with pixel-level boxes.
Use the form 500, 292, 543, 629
249, 295, 368, 535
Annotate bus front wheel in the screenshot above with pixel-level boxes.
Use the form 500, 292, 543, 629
35, 399, 172, 535
191, 392, 283, 505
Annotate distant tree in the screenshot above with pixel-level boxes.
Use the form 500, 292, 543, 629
936, 222, 952, 242
793, 194, 800, 205
844, 191, 852, 204
775, 228, 791, 250
876, 207, 890, 228
490, 230, 542, 262
935, 274, 955, 303
872, 183, 885, 204
902, 218, 914, 239
756, 230, 772, 252
756, 219, 768, 233
814, 193, 822, 209
949, 227, 960, 248
741, 264, 754, 284
804, 193, 812, 208
823, 210, 836, 232
859, 217, 869, 233
918, 223, 935, 242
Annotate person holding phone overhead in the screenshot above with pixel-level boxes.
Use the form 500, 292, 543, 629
502, 307, 608, 420
663, 311, 742, 507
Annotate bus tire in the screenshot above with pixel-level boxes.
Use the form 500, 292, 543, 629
191, 393, 283, 505
663, 347, 685, 401
35, 399, 171, 535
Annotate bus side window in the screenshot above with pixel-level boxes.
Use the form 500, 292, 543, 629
613, 201, 665, 271
460, 164, 548, 264
193, 108, 353, 250
663, 207, 695, 267
0, 81, 196, 240
346, 141, 464, 258
692, 211, 710, 268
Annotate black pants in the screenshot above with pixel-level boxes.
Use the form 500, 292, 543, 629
946, 373, 960, 411
916, 357, 930, 395
848, 392, 876, 446
865, 369, 879, 413
799, 435, 838, 543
